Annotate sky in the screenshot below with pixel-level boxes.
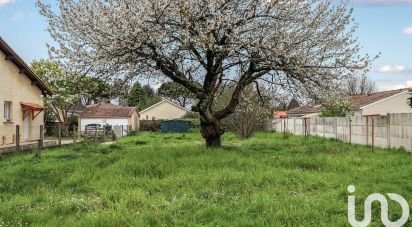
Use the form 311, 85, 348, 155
0, 0, 411, 91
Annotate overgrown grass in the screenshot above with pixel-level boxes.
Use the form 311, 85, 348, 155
0, 132, 410, 226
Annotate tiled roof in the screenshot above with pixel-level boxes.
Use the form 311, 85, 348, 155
68, 102, 86, 114
273, 111, 288, 118
80, 103, 137, 118
348, 89, 410, 109
288, 104, 323, 115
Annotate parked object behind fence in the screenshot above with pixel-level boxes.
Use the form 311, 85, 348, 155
161, 120, 189, 133
79, 103, 140, 136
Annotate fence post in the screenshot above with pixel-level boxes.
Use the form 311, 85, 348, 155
387, 114, 391, 149
94, 126, 97, 142
103, 126, 106, 141
73, 125, 77, 143
314, 118, 317, 135
15, 125, 20, 152
323, 118, 326, 137
365, 117, 369, 146
372, 117, 375, 152
293, 118, 296, 134
302, 118, 305, 136
335, 117, 338, 139
78, 123, 81, 140
349, 117, 352, 144
36, 125, 44, 157
121, 125, 124, 137
58, 124, 62, 147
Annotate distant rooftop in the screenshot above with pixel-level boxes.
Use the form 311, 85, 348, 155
80, 103, 137, 118
288, 88, 411, 115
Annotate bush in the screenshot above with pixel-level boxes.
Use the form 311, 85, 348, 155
321, 98, 353, 117
126, 131, 139, 137
183, 112, 199, 119
139, 120, 161, 132
214, 85, 272, 138
186, 119, 200, 132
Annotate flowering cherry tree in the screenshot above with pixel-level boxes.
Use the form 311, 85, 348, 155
37, 0, 372, 147
32, 60, 98, 135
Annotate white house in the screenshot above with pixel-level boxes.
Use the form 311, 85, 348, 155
288, 88, 412, 118
79, 103, 139, 135
139, 100, 191, 120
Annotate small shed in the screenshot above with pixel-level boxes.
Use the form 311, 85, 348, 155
161, 120, 188, 133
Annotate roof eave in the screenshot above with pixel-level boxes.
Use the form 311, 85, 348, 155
0, 36, 53, 96
359, 90, 409, 110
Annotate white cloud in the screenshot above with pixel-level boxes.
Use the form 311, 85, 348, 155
374, 65, 410, 74
0, 0, 14, 7
404, 26, 412, 35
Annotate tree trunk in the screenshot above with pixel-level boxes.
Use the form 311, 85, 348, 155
200, 119, 225, 148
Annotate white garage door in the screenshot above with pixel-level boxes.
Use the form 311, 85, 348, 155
81, 118, 130, 137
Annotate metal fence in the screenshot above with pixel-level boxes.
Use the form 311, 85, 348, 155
271, 113, 412, 152
0, 123, 134, 154
0, 124, 45, 154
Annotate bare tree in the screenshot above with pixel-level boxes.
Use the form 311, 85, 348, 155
345, 75, 377, 96
37, 0, 373, 147
215, 85, 272, 138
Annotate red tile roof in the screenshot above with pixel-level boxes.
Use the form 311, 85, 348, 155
20, 102, 45, 111
80, 103, 137, 118
273, 111, 288, 118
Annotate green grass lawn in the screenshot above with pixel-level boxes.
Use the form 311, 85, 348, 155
0, 132, 411, 226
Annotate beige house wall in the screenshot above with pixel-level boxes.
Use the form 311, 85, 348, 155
128, 111, 140, 131
361, 92, 412, 116
140, 101, 189, 120
0, 51, 44, 144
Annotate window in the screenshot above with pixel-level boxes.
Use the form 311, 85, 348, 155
4, 101, 12, 121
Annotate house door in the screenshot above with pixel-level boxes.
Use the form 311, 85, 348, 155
24, 111, 31, 141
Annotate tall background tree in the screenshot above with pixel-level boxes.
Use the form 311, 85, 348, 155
158, 82, 195, 108
127, 82, 161, 111
344, 75, 378, 96
82, 78, 112, 104
215, 85, 272, 138
38, 0, 373, 147
31, 59, 99, 135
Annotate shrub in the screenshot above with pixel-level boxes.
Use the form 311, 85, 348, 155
321, 98, 353, 117
126, 131, 139, 137
214, 85, 272, 138
139, 120, 161, 132
186, 119, 200, 132
183, 112, 199, 119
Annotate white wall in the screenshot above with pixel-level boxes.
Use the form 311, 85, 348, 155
140, 101, 189, 120
271, 113, 412, 152
80, 118, 128, 131
0, 50, 45, 143
362, 92, 412, 116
